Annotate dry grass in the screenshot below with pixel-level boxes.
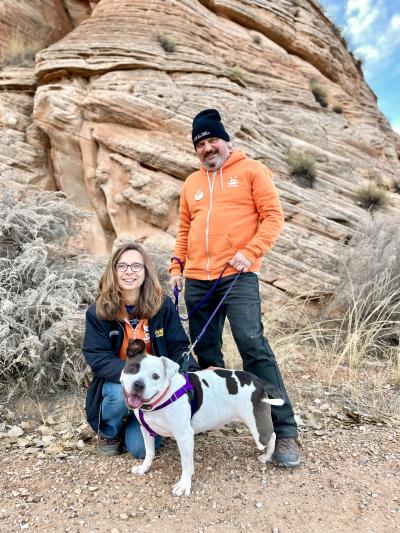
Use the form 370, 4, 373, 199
1, 27, 44, 67
287, 150, 316, 187
228, 66, 245, 81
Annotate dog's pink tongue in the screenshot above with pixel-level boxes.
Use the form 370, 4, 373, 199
128, 394, 142, 408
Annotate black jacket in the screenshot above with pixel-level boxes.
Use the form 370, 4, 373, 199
82, 295, 199, 431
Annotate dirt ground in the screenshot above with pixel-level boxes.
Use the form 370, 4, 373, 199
0, 340, 400, 533
1, 361, 399, 533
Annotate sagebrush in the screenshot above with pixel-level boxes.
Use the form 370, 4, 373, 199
0, 185, 102, 400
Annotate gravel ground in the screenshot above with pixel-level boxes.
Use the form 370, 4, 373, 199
0, 401, 399, 533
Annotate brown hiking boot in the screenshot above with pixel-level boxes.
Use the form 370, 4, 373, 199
272, 437, 301, 467
97, 435, 123, 456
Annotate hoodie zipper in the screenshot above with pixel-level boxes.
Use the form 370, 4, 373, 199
205, 170, 216, 279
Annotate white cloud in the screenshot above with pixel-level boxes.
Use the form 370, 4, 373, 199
343, 2, 400, 66
392, 120, 400, 135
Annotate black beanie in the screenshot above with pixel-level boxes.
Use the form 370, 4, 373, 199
192, 109, 230, 147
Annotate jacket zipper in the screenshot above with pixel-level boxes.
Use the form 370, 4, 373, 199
205, 170, 216, 280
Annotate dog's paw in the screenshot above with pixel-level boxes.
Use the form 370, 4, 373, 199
258, 453, 273, 464
171, 479, 191, 497
131, 463, 149, 476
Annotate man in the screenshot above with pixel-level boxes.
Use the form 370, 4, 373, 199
169, 109, 300, 467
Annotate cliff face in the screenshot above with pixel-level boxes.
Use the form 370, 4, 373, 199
1, 0, 400, 306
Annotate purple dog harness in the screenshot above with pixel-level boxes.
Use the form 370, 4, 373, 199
138, 373, 195, 437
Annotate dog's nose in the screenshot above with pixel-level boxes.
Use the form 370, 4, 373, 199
133, 380, 145, 392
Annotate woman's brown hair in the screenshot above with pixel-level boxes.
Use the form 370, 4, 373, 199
95, 242, 163, 321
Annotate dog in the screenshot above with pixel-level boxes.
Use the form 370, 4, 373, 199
120, 339, 283, 496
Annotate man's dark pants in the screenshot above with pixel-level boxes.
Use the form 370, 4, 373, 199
184, 272, 298, 439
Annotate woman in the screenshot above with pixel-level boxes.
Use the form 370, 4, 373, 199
83, 242, 199, 458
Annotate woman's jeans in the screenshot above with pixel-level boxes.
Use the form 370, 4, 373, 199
99, 382, 161, 459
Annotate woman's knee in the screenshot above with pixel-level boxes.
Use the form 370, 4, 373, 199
102, 382, 128, 419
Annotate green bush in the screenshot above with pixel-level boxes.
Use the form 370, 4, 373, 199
287, 151, 316, 187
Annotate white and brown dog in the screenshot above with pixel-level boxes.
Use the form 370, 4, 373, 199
120, 339, 283, 496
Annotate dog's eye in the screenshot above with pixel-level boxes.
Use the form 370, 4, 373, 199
152, 373, 160, 380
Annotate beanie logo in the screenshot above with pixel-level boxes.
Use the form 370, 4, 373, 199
193, 130, 211, 143
227, 176, 239, 187
194, 190, 204, 201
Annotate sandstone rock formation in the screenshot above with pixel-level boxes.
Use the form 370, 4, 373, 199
2, 0, 400, 307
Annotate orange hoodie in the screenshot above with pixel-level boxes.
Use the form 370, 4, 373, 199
170, 151, 284, 280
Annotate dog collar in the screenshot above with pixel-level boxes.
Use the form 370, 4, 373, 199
138, 373, 194, 437
140, 383, 171, 411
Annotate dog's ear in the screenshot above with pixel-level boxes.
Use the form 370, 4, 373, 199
160, 357, 180, 380
126, 339, 146, 358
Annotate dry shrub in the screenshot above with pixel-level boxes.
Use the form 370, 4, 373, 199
229, 66, 245, 82
332, 103, 343, 114
356, 183, 388, 210
310, 81, 328, 108
332, 215, 400, 354
290, 215, 400, 416
157, 33, 176, 53
0, 184, 102, 401
1, 27, 44, 67
287, 150, 316, 187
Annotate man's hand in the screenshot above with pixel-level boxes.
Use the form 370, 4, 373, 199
169, 274, 183, 291
228, 251, 252, 272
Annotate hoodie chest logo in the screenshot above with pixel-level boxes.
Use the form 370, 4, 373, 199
194, 190, 204, 201
227, 176, 239, 187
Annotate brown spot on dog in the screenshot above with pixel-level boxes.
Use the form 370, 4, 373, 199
188, 373, 203, 411
202, 379, 209, 387
124, 340, 147, 375
126, 339, 146, 358
123, 353, 147, 374
213, 369, 238, 395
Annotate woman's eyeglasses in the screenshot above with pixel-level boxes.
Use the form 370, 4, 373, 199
115, 262, 144, 273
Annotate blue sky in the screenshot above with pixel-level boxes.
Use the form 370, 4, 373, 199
319, 0, 400, 134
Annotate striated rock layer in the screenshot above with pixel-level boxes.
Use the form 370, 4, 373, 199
5, 0, 400, 307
